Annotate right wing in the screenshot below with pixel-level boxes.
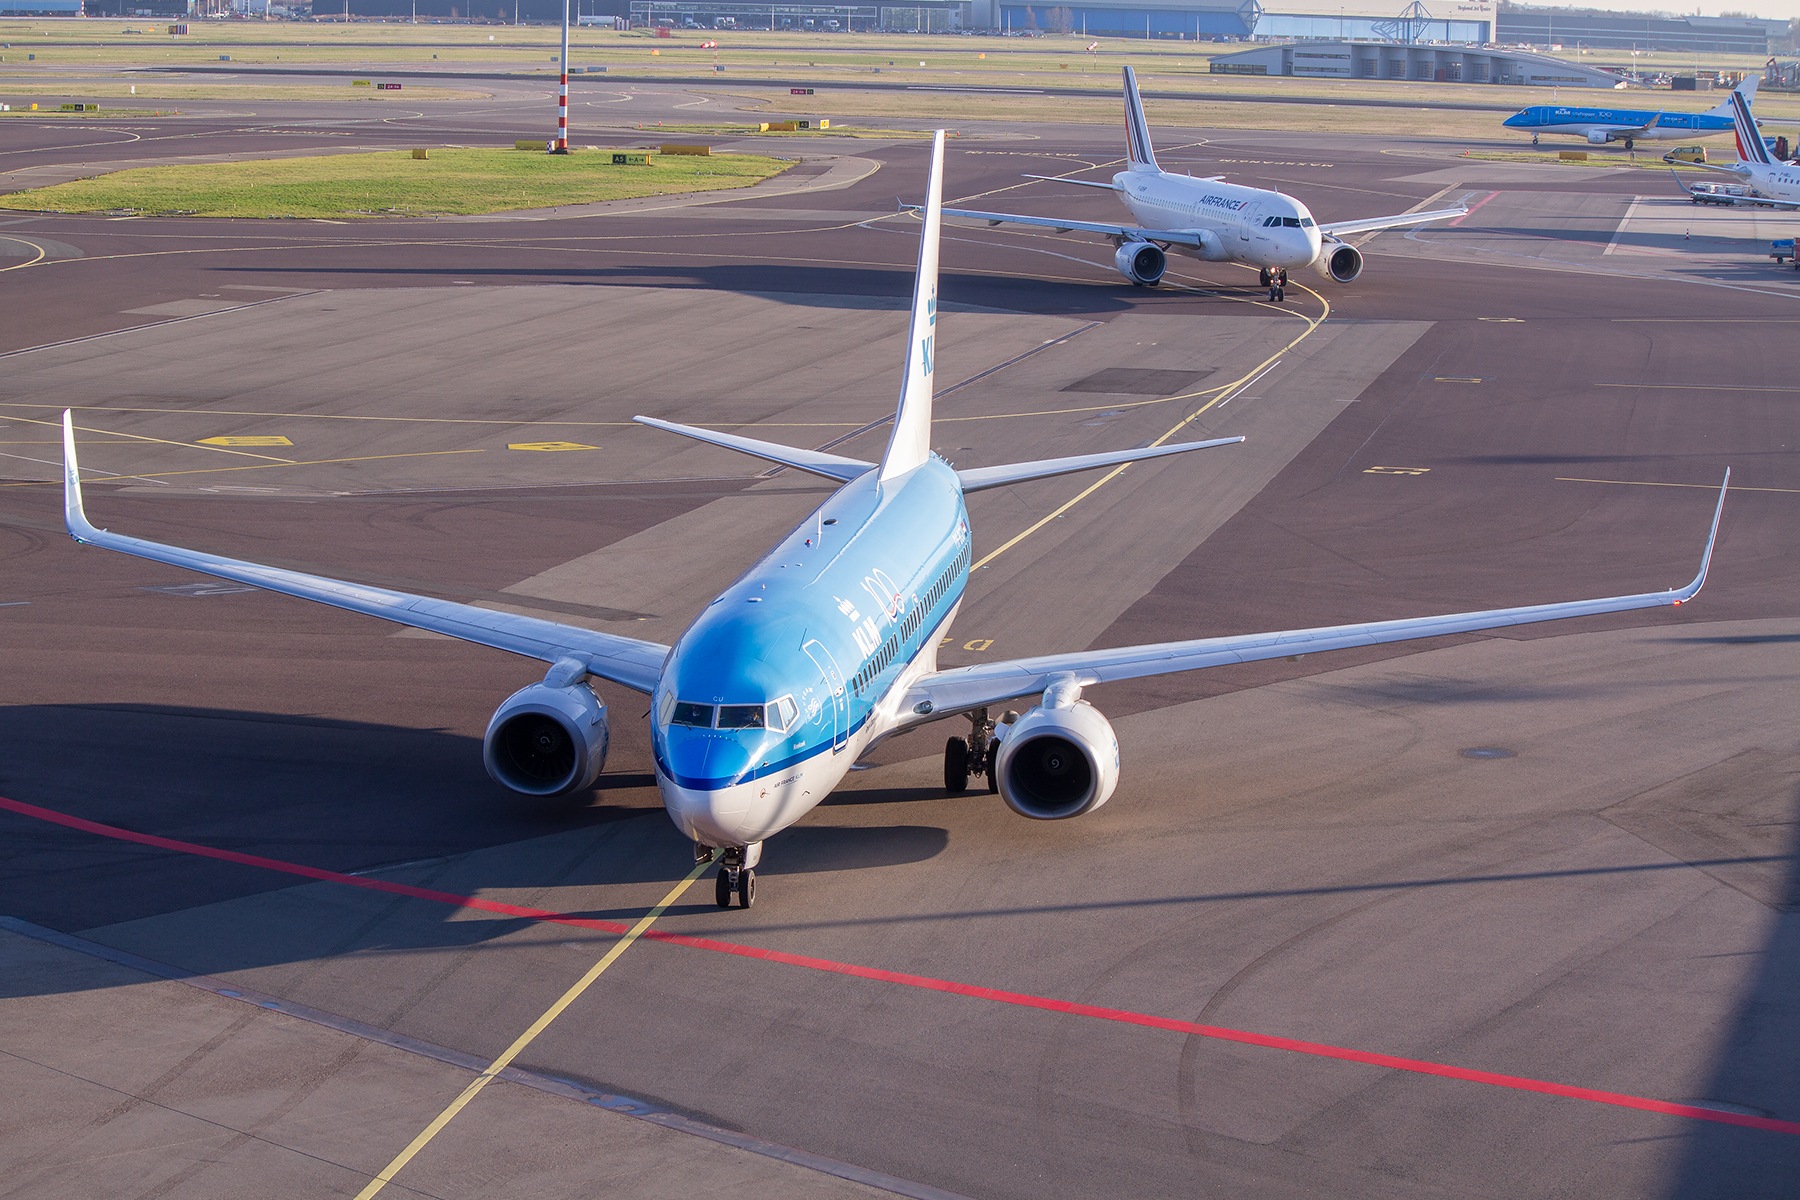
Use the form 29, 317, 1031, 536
1316, 206, 1468, 238
60, 412, 669, 694
897, 472, 1729, 727
920, 203, 1216, 250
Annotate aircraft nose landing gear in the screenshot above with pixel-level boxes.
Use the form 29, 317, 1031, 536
712, 842, 761, 909
1267, 269, 1287, 302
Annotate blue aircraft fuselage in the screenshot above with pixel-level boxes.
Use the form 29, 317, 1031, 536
652, 456, 972, 848
1502, 106, 1731, 140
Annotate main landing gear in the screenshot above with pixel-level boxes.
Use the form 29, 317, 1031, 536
1624, 137, 1635, 152
698, 841, 761, 909
944, 707, 1003, 795
1262, 267, 1288, 303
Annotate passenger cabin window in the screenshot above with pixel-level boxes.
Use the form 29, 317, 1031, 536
671, 702, 715, 728
717, 704, 765, 729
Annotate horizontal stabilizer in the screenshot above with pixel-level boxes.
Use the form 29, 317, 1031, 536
1020, 173, 1123, 191
633, 415, 874, 483
957, 435, 1242, 494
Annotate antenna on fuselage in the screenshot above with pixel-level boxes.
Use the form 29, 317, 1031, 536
877, 129, 946, 484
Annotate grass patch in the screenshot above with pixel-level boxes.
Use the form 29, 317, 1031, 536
0, 146, 791, 218
0, 81, 488, 102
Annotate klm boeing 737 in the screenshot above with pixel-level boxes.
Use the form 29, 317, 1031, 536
914, 66, 1465, 301
1503, 78, 1754, 149
60, 132, 1727, 908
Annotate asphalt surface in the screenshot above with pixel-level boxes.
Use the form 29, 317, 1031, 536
0, 83, 1796, 1199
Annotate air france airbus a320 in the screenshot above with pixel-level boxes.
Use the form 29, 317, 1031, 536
920, 66, 1465, 301
60, 132, 1728, 908
1666, 79, 1800, 210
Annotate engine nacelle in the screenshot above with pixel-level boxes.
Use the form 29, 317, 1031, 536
483, 681, 609, 796
1586, 129, 1611, 145
994, 696, 1120, 820
1114, 240, 1166, 286
1311, 242, 1362, 283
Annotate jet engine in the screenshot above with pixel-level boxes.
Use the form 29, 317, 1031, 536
1586, 129, 1611, 145
483, 678, 609, 796
1114, 240, 1167, 286
1312, 242, 1362, 283
993, 679, 1120, 820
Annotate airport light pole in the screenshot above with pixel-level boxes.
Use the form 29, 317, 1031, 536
552, 0, 571, 152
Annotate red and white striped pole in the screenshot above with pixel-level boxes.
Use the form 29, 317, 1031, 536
553, 0, 570, 152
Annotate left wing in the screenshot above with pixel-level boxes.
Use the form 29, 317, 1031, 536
59, 412, 670, 694
896, 472, 1728, 727
1316, 206, 1467, 238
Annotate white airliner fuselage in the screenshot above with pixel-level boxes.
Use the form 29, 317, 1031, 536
1115, 169, 1322, 271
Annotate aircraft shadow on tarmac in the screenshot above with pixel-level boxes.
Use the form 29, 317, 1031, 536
213, 263, 1142, 311
0, 703, 947, 932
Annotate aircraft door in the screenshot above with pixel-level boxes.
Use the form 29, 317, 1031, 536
802, 639, 849, 753
1238, 202, 1259, 242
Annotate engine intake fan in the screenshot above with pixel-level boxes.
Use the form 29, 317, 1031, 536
483, 676, 609, 797
1312, 242, 1362, 283
1114, 241, 1166, 286
993, 681, 1120, 820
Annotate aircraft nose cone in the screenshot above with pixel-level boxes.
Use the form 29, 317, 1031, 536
662, 733, 752, 789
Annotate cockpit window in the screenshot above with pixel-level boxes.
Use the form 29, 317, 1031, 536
1262, 216, 1277, 227
671, 702, 715, 728
717, 704, 765, 729
1300, 217, 1315, 227
766, 696, 798, 732
1282, 217, 1301, 227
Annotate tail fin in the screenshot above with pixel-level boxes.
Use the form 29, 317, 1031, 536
1121, 66, 1160, 172
1730, 83, 1773, 166
1707, 74, 1758, 117
877, 129, 945, 483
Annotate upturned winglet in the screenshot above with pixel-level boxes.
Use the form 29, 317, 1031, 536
1672, 468, 1730, 603
62, 410, 100, 543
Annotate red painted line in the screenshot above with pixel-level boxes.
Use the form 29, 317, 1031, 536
1449, 191, 1500, 227
7, 793, 1797, 1138
0, 795, 631, 937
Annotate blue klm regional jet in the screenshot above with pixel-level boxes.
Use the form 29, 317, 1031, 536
1503, 76, 1754, 149
60, 132, 1728, 909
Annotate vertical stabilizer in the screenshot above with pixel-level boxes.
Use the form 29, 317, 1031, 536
1731, 82, 1773, 166
1121, 66, 1160, 172
878, 129, 946, 483
1707, 74, 1758, 117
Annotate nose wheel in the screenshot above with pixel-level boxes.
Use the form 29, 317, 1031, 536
713, 844, 760, 909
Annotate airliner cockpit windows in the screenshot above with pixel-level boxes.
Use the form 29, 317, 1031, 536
717, 704, 766, 730
766, 695, 799, 732
1282, 217, 1301, 227
1262, 216, 1278, 227
671, 702, 715, 727
1300, 217, 1315, 227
